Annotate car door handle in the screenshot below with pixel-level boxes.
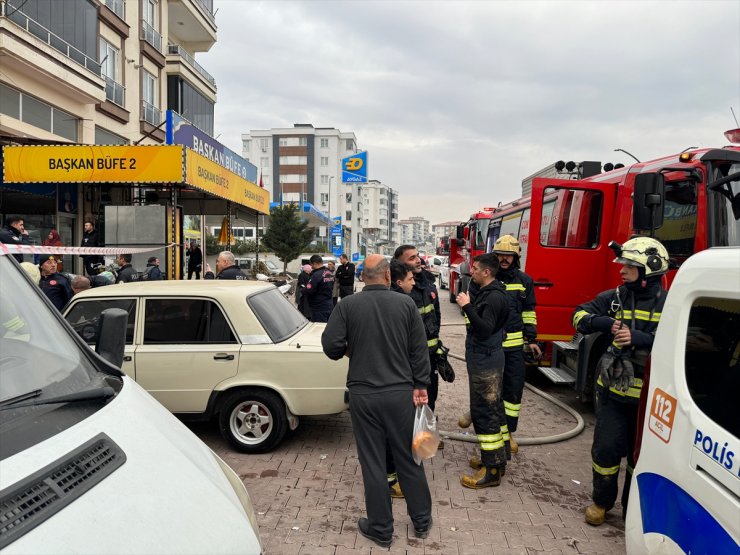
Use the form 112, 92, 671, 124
123, 355, 132, 362
534, 281, 554, 287
214, 353, 235, 361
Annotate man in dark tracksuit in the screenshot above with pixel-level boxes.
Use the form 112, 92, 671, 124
322, 255, 433, 549
335, 253, 356, 298
80, 219, 104, 276
456, 253, 510, 488
574, 237, 668, 526
305, 254, 335, 322
394, 245, 442, 411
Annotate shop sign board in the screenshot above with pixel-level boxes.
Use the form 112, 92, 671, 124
2, 145, 183, 183
185, 149, 270, 214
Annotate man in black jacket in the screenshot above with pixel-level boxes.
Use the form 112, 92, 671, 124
335, 253, 355, 298
456, 253, 510, 488
38, 255, 73, 310
187, 241, 203, 280
304, 254, 335, 322
322, 254, 432, 549
0, 216, 30, 263
115, 253, 140, 283
204, 251, 249, 280
80, 219, 103, 276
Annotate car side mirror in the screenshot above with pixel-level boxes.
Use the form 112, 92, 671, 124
95, 308, 127, 369
633, 173, 665, 232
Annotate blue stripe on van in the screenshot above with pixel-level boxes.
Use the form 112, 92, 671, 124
636, 472, 739, 555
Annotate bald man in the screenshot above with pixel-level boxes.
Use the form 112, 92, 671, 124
322, 254, 433, 548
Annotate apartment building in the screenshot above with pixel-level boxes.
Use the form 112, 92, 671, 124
241, 124, 359, 225
432, 221, 461, 243
357, 179, 399, 254
398, 216, 432, 250
0, 0, 217, 251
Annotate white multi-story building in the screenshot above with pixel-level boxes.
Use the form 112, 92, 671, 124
357, 179, 399, 254
241, 124, 359, 225
398, 216, 432, 249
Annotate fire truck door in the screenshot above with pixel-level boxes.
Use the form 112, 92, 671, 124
526, 178, 617, 340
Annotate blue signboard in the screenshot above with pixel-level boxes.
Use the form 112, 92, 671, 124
331, 216, 343, 257
166, 110, 258, 183
342, 151, 368, 183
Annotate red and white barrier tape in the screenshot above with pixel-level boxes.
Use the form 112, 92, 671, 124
0, 243, 177, 256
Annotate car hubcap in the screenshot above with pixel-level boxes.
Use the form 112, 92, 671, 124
230, 401, 273, 444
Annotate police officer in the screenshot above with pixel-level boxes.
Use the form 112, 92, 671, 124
573, 237, 669, 526
456, 253, 510, 488
304, 254, 335, 322
38, 255, 73, 310
394, 245, 442, 412
204, 251, 249, 280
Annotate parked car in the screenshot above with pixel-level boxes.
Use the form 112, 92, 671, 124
234, 257, 280, 276
438, 261, 450, 290
426, 255, 448, 276
0, 254, 262, 553
63, 281, 349, 453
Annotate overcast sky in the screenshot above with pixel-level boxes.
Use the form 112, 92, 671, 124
200, 0, 740, 225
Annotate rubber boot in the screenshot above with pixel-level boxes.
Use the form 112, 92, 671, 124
460, 466, 502, 489
468, 456, 505, 476
458, 411, 472, 428
584, 504, 607, 526
389, 482, 404, 499
510, 435, 519, 454
438, 440, 445, 450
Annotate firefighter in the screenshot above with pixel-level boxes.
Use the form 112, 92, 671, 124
456, 254, 510, 488
573, 236, 669, 526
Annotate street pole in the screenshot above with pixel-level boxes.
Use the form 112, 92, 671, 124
328, 176, 334, 253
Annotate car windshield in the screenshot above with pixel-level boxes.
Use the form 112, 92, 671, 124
248, 288, 308, 342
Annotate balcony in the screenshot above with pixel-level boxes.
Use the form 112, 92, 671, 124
141, 20, 162, 52
167, 43, 216, 93
104, 76, 125, 107
104, 0, 125, 20
168, 0, 217, 52
141, 100, 161, 126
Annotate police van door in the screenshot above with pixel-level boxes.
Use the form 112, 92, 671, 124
526, 178, 617, 341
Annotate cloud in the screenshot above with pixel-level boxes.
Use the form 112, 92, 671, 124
201, 0, 740, 225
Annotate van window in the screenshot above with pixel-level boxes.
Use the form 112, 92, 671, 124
143, 299, 236, 344
684, 297, 740, 438
66, 299, 137, 344
541, 187, 602, 249
248, 288, 307, 343
636, 180, 698, 259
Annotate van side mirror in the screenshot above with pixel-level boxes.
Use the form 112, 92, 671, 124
96, 308, 127, 369
633, 173, 665, 233
456, 225, 465, 240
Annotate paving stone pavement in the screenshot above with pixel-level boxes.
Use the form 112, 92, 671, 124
192, 284, 627, 554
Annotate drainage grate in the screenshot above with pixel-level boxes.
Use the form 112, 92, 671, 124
0, 433, 126, 549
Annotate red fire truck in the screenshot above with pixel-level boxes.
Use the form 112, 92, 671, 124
449, 134, 740, 401
448, 209, 493, 302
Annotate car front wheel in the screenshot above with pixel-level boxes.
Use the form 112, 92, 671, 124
219, 389, 288, 453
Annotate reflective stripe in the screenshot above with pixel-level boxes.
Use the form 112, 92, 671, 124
597, 376, 643, 398
592, 461, 620, 476
419, 304, 435, 315
626, 465, 634, 474
621, 309, 661, 323
387, 472, 397, 482
480, 440, 505, 451
477, 434, 501, 442
573, 310, 589, 327
427, 338, 439, 347
503, 331, 525, 348
500, 425, 510, 441
521, 310, 537, 325
505, 283, 526, 291
504, 400, 521, 417
463, 314, 470, 325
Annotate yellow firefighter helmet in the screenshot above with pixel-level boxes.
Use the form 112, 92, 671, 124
610, 236, 669, 277
493, 234, 521, 256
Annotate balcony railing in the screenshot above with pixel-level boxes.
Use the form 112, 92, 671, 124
167, 43, 216, 87
141, 20, 162, 52
104, 0, 125, 20
1, 1, 101, 76
193, 0, 216, 25
141, 100, 161, 126
104, 76, 125, 107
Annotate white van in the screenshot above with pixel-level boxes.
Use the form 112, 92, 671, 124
0, 254, 262, 554
625, 248, 740, 554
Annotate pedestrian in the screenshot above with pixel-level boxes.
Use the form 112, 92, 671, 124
145, 256, 163, 280
295, 264, 313, 319
115, 253, 139, 283
187, 241, 203, 280
575, 237, 669, 526
456, 253, 510, 488
394, 245, 442, 415
304, 255, 335, 322
71, 275, 91, 295
328, 260, 340, 306
204, 251, 249, 280
38, 255, 73, 310
335, 253, 356, 299
42, 229, 65, 272
321, 254, 433, 548
80, 219, 104, 277
488, 235, 541, 456
0, 215, 30, 263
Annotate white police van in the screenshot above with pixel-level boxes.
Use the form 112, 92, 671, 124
0, 252, 262, 554
625, 248, 739, 554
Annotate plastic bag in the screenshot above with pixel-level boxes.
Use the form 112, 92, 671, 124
411, 404, 440, 465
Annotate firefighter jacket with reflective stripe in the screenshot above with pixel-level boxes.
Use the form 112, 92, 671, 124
410, 270, 441, 346
572, 280, 666, 403
497, 267, 537, 349
463, 280, 509, 369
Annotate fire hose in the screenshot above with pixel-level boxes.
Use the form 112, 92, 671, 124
438, 350, 585, 445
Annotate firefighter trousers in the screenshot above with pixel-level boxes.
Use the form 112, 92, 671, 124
591, 390, 638, 516
467, 349, 507, 469
502, 347, 525, 433
349, 389, 432, 541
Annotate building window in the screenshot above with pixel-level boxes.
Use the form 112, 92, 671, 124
263, 175, 270, 187
320, 138, 329, 148
243, 139, 251, 151
0, 83, 78, 141
104, 0, 125, 19
141, 0, 162, 51
279, 138, 287, 147
298, 137, 307, 146
260, 157, 269, 167
320, 175, 329, 185
320, 193, 329, 204
346, 139, 354, 150
245, 229, 254, 238
346, 210, 352, 221
259, 138, 269, 151
320, 157, 329, 167
141, 70, 160, 125
100, 38, 124, 106
95, 126, 128, 145
345, 193, 352, 203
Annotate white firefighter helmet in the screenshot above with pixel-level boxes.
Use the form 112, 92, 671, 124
493, 234, 521, 256
610, 236, 669, 277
